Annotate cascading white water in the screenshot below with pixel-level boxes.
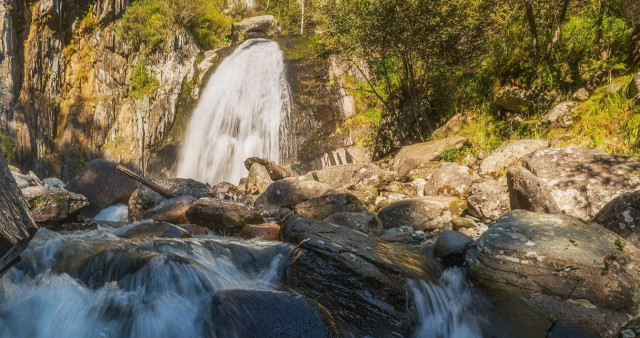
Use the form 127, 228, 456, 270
177, 39, 293, 185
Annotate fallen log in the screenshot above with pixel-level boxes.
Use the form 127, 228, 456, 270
116, 164, 175, 199
0, 149, 38, 276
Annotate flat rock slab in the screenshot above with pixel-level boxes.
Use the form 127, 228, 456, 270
378, 197, 467, 231
22, 186, 89, 224
391, 136, 467, 176
281, 215, 439, 336
524, 147, 640, 220
467, 210, 640, 336
294, 193, 367, 220
479, 139, 548, 176
186, 198, 265, 235
324, 212, 383, 236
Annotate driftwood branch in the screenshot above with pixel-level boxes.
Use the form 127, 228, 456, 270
116, 164, 175, 199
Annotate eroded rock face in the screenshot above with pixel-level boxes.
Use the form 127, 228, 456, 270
466, 210, 640, 337
592, 191, 640, 247
254, 178, 335, 213
294, 193, 368, 220
524, 147, 640, 220
506, 166, 561, 214
211, 289, 338, 338
467, 178, 510, 221
479, 139, 548, 176
22, 186, 89, 225
391, 137, 467, 176
231, 15, 281, 41
423, 162, 475, 197
281, 215, 439, 336
186, 198, 264, 235
128, 178, 210, 220
324, 212, 383, 236
377, 197, 467, 231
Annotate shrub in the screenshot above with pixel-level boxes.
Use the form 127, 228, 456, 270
130, 58, 159, 99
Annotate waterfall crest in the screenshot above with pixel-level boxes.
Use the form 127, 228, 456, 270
177, 39, 293, 185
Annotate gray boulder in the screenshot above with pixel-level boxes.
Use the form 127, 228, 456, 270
479, 139, 548, 176
466, 178, 510, 221
506, 166, 561, 214
377, 197, 467, 231
571, 88, 589, 101
541, 101, 578, 128
324, 212, 383, 236
423, 162, 475, 197
186, 198, 265, 235
524, 147, 640, 220
244, 157, 297, 181
494, 86, 535, 113
22, 186, 89, 225
128, 178, 210, 221
294, 193, 368, 220
116, 221, 192, 239
246, 163, 272, 194
391, 136, 467, 176
142, 195, 196, 225
304, 163, 397, 190
254, 177, 335, 212
466, 210, 640, 337
434, 230, 473, 267
592, 190, 640, 247
43, 177, 65, 189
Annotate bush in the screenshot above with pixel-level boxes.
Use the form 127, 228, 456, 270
0, 133, 16, 165
130, 58, 159, 99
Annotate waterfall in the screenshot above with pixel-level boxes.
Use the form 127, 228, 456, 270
177, 39, 293, 185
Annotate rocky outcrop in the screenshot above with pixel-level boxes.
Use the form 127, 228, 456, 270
211, 289, 338, 337
423, 162, 475, 197
377, 197, 467, 231
244, 157, 297, 181
22, 186, 89, 225
479, 139, 548, 176
254, 178, 334, 213
323, 212, 383, 236
467, 210, 640, 337
466, 177, 510, 221
506, 166, 561, 214
391, 136, 467, 176
281, 215, 439, 336
541, 101, 578, 128
67, 159, 138, 217
294, 193, 368, 220
231, 15, 281, 42
524, 147, 640, 220
186, 198, 265, 235
592, 190, 640, 247
128, 178, 210, 220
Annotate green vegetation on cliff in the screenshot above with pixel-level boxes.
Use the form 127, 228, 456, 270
129, 58, 159, 99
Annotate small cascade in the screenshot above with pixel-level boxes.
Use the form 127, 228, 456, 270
177, 39, 294, 185
93, 204, 129, 222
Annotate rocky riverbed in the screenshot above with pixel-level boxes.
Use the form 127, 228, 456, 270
5, 139, 640, 337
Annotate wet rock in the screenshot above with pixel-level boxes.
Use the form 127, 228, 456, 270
43, 177, 65, 189
238, 223, 280, 240
211, 289, 338, 338
572, 88, 590, 101
524, 147, 640, 220
246, 163, 272, 194
177, 224, 211, 236
254, 177, 335, 213
391, 136, 467, 176
294, 193, 368, 220
128, 178, 211, 221
423, 162, 475, 197
143, 195, 196, 224
22, 186, 89, 225
281, 215, 439, 336
67, 160, 138, 217
324, 212, 383, 236
541, 101, 579, 128
244, 157, 297, 181
507, 166, 561, 214
186, 198, 265, 235
231, 15, 281, 41
378, 197, 467, 231
117, 221, 192, 239
592, 191, 640, 247
479, 139, 548, 176
467, 177, 510, 221
434, 230, 473, 267
466, 210, 640, 337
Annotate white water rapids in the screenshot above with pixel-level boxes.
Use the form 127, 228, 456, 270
177, 39, 293, 185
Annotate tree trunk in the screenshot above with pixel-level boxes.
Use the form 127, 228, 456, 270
525, 1, 539, 56
545, 0, 571, 59
0, 148, 38, 276
300, 0, 305, 34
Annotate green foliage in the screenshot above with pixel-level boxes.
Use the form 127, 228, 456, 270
130, 59, 159, 99
0, 133, 16, 165
615, 238, 624, 251
118, 1, 171, 54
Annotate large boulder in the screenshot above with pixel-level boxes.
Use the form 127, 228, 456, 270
524, 147, 640, 220
434, 230, 473, 267
423, 162, 475, 197
254, 177, 334, 212
128, 178, 210, 221
494, 86, 535, 113
211, 289, 338, 338
142, 195, 196, 224
238, 223, 280, 240
281, 215, 439, 336
377, 197, 467, 231
246, 163, 272, 195
324, 212, 383, 236
116, 221, 192, 239
506, 166, 562, 214
66, 159, 138, 217
541, 101, 579, 128
294, 193, 368, 220
466, 210, 640, 337
479, 139, 548, 176
391, 136, 467, 176
231, 15, 281, 41
304, 163, 397, 190
186, 198, 265, 235
244, 157, 297, 181
466, 177, 510, 221
592, 190, 640, 247
21, 186, 89, 225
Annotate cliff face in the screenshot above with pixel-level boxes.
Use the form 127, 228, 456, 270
0, 0, 201, 181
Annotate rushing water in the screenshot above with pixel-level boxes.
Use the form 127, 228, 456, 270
93, 204, 129, 222
177, 39, 293, 185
